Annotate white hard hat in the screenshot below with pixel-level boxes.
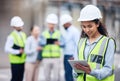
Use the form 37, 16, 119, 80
60, 14, 72, 25
10, 16, 24, 27
46, 14, 58, 24
78, 5, 102, 21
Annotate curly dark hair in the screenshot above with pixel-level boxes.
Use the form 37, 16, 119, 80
80, 19, 108, 38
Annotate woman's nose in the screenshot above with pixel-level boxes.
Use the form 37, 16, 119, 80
85, 28, 90, 32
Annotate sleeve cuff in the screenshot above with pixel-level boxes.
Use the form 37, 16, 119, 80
89, 70, 97, 76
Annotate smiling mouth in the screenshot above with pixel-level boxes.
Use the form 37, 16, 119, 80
86, 32, 91, 35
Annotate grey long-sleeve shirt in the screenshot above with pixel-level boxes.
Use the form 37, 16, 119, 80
25, 36, 40, 63
75, 35, 115, 80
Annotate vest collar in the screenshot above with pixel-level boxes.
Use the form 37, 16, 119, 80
86, 35, 103, 45
13, 30, 22, 35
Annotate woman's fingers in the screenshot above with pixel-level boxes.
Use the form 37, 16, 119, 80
74, 63, 91, 74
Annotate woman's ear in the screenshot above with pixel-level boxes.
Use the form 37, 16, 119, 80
97, 22, 100, 28
97, 24, 99, 28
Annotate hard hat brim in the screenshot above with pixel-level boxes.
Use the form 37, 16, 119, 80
77, 17, 102, 22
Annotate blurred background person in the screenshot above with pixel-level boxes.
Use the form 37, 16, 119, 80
24, 25, 42, 81
41, 13, 64, 81
60, 14, 80, 81
4, 16, 26, 81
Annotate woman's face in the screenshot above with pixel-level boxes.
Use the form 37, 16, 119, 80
31, 26, 40, 37
81, 21, 99, 38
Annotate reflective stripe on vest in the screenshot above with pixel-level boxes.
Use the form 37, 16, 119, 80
77, 36, 115, 81
9, 31, 26, 64
42, 30, 61, 58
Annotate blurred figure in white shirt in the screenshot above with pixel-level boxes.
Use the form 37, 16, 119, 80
60, 14, 80, 81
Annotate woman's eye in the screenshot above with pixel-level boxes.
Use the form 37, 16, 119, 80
88, 25, 92, 28
82, 26, 86, 28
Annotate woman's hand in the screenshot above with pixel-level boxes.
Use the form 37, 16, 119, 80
36, 46, 42, 51
74, 63, 91, 74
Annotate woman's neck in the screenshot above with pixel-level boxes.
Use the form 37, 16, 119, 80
89, 33, 101, 44
32, 35, 38, 40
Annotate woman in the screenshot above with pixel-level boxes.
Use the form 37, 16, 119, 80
74, 5, 116, 81
25, 25, 42, 81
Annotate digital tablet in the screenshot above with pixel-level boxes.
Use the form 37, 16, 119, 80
47, 38, 58, 44
68, 60, 88, 73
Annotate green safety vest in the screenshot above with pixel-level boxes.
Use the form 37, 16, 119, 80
9, 31, 26, 64
42, 30, 61, 58
77, 36, 115, 81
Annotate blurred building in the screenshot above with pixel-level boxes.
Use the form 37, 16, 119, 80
0, 0, 120, 67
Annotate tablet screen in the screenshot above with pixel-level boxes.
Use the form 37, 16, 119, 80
47, 38, 58, 44
68, 60, 88, 73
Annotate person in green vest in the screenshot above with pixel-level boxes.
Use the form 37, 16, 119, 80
40, 13, 64, 81
73, 5, 116, 81
5, 16, 27, 81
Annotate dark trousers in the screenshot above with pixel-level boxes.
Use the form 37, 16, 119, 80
10, 63, 24, 81
64, 55, 74, 81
